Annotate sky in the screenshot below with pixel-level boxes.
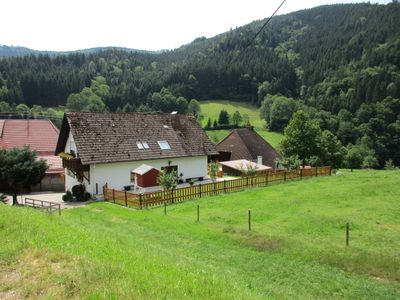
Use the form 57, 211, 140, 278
0, 0, 392, 51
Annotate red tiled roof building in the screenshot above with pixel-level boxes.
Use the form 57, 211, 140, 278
0, 119, 64, 191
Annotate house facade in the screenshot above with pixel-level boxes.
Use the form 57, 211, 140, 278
56, 112, 218, 195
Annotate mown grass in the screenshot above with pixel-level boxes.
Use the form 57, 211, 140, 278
1, 170, 399, 299
200, 100, 284, 147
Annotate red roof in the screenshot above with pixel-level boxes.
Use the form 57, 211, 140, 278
38, 155, 63, 174
0, 119, 63, 174
0, 119, 59, 155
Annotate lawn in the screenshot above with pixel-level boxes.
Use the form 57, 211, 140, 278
1, 170, 399, 299
200, 100, 284, 147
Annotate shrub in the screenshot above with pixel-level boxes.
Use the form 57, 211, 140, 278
62, 190, 74, 202
384, 159, 398, 170
71, 184, 91, 202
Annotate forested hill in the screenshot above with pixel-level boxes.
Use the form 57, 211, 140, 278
1, 3, 399, 111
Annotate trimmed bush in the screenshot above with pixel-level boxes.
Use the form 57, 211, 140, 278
71, 184, 91, 202
62, 190, 74, 202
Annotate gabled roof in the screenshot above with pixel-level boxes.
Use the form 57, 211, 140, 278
0, 119, 62, 174
216, 127, 281, 168
56, 112, 218, 165
0, 119, 60, 156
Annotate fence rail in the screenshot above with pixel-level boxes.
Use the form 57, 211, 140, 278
24, 198, 61, 216
104, 166, 331, 209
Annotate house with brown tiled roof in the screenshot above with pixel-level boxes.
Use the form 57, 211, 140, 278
216, 125, 281, 168
0, 119, 64, 191
55, 112, 218, 194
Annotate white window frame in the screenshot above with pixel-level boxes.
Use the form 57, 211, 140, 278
158, 141, 171, 150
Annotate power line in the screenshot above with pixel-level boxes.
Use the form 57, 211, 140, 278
234, 0, 287, 63
246, 0, 287, 50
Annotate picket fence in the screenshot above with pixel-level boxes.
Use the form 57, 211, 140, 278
103, 166, 331, 209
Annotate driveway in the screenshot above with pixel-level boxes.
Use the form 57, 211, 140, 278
3, 192, 93, 209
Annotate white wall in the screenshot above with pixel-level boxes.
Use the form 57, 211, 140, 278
65, 132, 77, 154
77, 155, 209, 195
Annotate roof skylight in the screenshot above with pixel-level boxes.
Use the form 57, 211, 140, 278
136, 142, 149, 150
158, 141, 171, 150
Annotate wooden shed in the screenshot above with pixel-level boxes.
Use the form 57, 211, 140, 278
131, 164, 160, 188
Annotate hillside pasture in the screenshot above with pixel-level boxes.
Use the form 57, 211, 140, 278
200, 100, 283, 147
0, 170, 399, 299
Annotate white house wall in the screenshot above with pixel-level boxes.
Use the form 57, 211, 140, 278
65, 155, 209, 195
65, 132, 77, 154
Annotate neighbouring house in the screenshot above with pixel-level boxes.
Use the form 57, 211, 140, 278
55, 112, 218, 195
219, 159, 272, 176
0, 119, 64, 191
215, 125, 281, 168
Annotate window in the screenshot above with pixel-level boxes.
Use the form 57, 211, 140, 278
158, 141, 171, 150
136, 142, 149, 150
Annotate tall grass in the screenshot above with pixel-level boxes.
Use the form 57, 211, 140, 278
1, 170, 399, 299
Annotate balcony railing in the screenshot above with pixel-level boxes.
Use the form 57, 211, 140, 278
59, 152, 89, 182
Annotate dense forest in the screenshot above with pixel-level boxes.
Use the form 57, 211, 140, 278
0, 2, 399, 167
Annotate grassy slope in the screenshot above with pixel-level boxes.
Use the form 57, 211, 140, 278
1, 170, 400, 299
200, 100, 284, 148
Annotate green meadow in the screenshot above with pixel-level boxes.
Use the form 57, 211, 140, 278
200, 100, 284, 148
1, 170, 399, 299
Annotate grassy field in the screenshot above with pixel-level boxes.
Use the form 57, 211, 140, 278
200, 100, 284, 147
1, 170, 399, 299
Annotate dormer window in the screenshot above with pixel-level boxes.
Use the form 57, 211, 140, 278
158, 141, 171, 150
136, 142, 150, 150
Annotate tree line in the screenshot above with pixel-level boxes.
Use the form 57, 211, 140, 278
0, 3, 399, 167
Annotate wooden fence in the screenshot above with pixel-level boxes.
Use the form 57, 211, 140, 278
104, 166, 331, 209
24, 198, 61, 216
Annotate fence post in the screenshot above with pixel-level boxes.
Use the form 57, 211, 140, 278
112, 189, 115, 203
300, 168, 303, 179
346, 222, 350, 246
224, 180, 227, 193
58, 204, 61, 216
199, 184, 202, 198
164, 201, 167, 216
248, 209, 252, 231
171, 188, 174, 204
124, 191, 128, 207
246, 176, 249, 187
265, 172, 269, 186
214, 181, 216, 195
139, 194, 143, 209
96, 183, 98, 195
315, 167, 318, 177
197, 205, 200, 222
284, 171, 287, 182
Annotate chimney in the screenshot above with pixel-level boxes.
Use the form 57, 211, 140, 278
170, 111, 182, 130
257, 155, 263, 165
244, 122, 254, 131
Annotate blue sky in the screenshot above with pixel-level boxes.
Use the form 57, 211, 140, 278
0, 0, 392, 51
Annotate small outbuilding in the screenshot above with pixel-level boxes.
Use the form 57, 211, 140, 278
219, 159, 272, 176
131, 164, 160, 188
216, 125, 281, 168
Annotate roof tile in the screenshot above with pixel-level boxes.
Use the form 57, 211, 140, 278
57, 112, 218, 165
